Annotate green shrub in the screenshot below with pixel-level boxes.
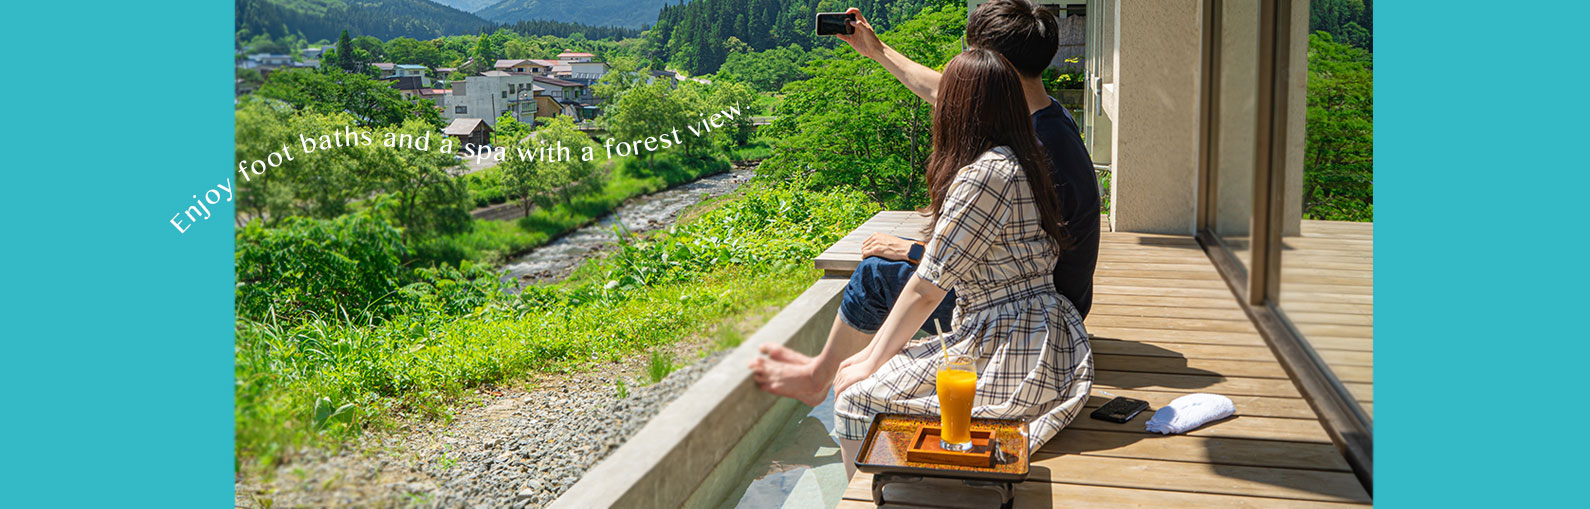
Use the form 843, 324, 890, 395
235, 214, 408, 324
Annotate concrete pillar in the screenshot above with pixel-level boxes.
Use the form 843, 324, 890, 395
1108, 0, 1204, 234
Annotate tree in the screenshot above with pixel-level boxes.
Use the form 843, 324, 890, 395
492, 112, 533, 147
335, 29, 355, 71
605, 80, 689, 170
716, 44, 820, 92
472, 32, 498, 71
256, 69, 444, 128
757, 3, 963, 209
385, 37, 443, 68
499, 117, 600, 217
1303, 32, 1373, 221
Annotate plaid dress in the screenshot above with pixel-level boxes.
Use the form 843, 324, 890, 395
834, 147, 1094, 452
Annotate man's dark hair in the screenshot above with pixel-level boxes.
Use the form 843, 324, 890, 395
966, 0, 1061, 78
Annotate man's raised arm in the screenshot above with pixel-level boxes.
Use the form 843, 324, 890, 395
837, 7, 942, 104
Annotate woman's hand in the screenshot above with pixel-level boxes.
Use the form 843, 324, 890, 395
833, 356, 880, 398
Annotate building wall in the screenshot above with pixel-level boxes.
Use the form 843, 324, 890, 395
1108, 0, 1203, 234
441, 74, 538, 126
1084, 0, 1306, 235
570, 62, 608, 80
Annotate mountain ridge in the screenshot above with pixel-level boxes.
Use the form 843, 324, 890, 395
237, 0, 493, 42
474, 0, 670, 29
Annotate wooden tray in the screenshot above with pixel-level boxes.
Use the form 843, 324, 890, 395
906, 426, 994, 467
854, 413, 1029, 483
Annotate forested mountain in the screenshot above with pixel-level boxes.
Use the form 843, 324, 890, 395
475, 0, 670, 29
647, 0, 939, 76
489, 19, 643, 41
1310, 0, 1372, 50
427, 0, 499, 12
236, 0, 492, 42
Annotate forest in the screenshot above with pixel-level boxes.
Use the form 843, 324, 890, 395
1304, 0, 1374, 221
644, 0, 935, 76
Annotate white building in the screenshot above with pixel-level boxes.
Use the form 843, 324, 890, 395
440, 72, 540, 126
569, 61, 609, 80
556, 51, 595, 63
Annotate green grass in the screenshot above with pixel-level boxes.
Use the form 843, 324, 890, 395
419, 152, 733, 268
234, 182, 880, 474
646, 350, 678, 384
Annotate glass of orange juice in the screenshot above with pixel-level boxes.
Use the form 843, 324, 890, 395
936, 354, 977, 452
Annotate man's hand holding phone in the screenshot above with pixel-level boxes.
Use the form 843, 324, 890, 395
830, 8, 884, 60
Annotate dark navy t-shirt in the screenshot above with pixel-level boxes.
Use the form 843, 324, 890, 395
1031, 98, 1100, 318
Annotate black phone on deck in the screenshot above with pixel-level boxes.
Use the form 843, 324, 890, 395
815, 12, 856, 36
1090, 396, 1150, 423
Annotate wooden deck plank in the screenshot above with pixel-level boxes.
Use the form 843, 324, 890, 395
1083, 389, 1321, 419
841, 473, 1368, 508
1095, 353, 1291, 379
1086, 326, 1267, 346
1039, 429, 1352, 471
1091, 338, 1280, 362
1090, 304, 1251, 321
846, 453, 1369, 504
1095, 371, 1305, 399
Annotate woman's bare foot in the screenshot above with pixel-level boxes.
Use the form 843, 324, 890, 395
749, 344, 831, 407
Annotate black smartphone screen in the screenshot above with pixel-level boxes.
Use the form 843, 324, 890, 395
815, 12, 855, 36
1090, 397, 1150, 423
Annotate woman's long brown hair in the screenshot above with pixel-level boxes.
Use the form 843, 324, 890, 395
925, 48, 1071, 252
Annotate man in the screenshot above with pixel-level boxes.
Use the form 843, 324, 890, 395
751, 0, 1099, 409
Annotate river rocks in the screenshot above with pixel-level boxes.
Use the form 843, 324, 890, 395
236, 350, 728, 508
501, 168, 754, 287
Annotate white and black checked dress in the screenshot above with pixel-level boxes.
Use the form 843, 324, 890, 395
834, 147, 1094, 451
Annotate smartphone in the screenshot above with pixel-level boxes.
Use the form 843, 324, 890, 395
1090, 396, 1150, 423
815, 12, 856, 36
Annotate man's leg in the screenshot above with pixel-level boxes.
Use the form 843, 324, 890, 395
751, 257, 914, 406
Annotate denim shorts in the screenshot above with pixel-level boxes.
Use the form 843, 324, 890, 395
838, 256, 958, 335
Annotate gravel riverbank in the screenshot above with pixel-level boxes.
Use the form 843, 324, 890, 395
237, 349, 727, 508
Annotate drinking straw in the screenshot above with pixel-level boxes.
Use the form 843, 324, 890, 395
934, 319, 949, 362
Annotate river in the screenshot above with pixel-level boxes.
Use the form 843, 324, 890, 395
499, 165, 756, 287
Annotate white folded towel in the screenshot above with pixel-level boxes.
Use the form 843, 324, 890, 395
1145, 393, 1235, 435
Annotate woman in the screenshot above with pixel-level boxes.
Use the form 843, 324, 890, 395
830, 49, 1093, 463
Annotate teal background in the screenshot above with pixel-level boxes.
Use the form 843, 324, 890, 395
0, 1, 235, 506
1378, 0, 1589, 505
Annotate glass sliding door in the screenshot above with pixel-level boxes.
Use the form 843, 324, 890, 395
1196, 0, 1372, 486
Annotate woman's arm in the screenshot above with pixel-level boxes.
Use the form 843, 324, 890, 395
833, 274, 949, 396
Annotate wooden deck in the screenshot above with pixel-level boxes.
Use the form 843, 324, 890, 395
820, 212, 1371, 507
1280, 220, 1374, 416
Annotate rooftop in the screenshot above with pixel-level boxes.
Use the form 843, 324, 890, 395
442, 118, 490, 136
533, 75, 583, 87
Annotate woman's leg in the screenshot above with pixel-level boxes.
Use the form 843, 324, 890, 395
750, 313, 874, 406
837, 438, 863, 479
751, 257, 911, 405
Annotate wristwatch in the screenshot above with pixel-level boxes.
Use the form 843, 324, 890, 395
907, 242, 925, 264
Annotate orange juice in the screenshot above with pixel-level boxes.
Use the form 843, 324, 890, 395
936, 368, 977, 447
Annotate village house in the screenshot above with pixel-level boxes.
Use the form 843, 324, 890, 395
371, 62, 396, 79
568, 61, 609, 80
442, 118, 492, 147
392, 64, 430, 87
556, 51, 594, 63
493, 59, 549, 75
